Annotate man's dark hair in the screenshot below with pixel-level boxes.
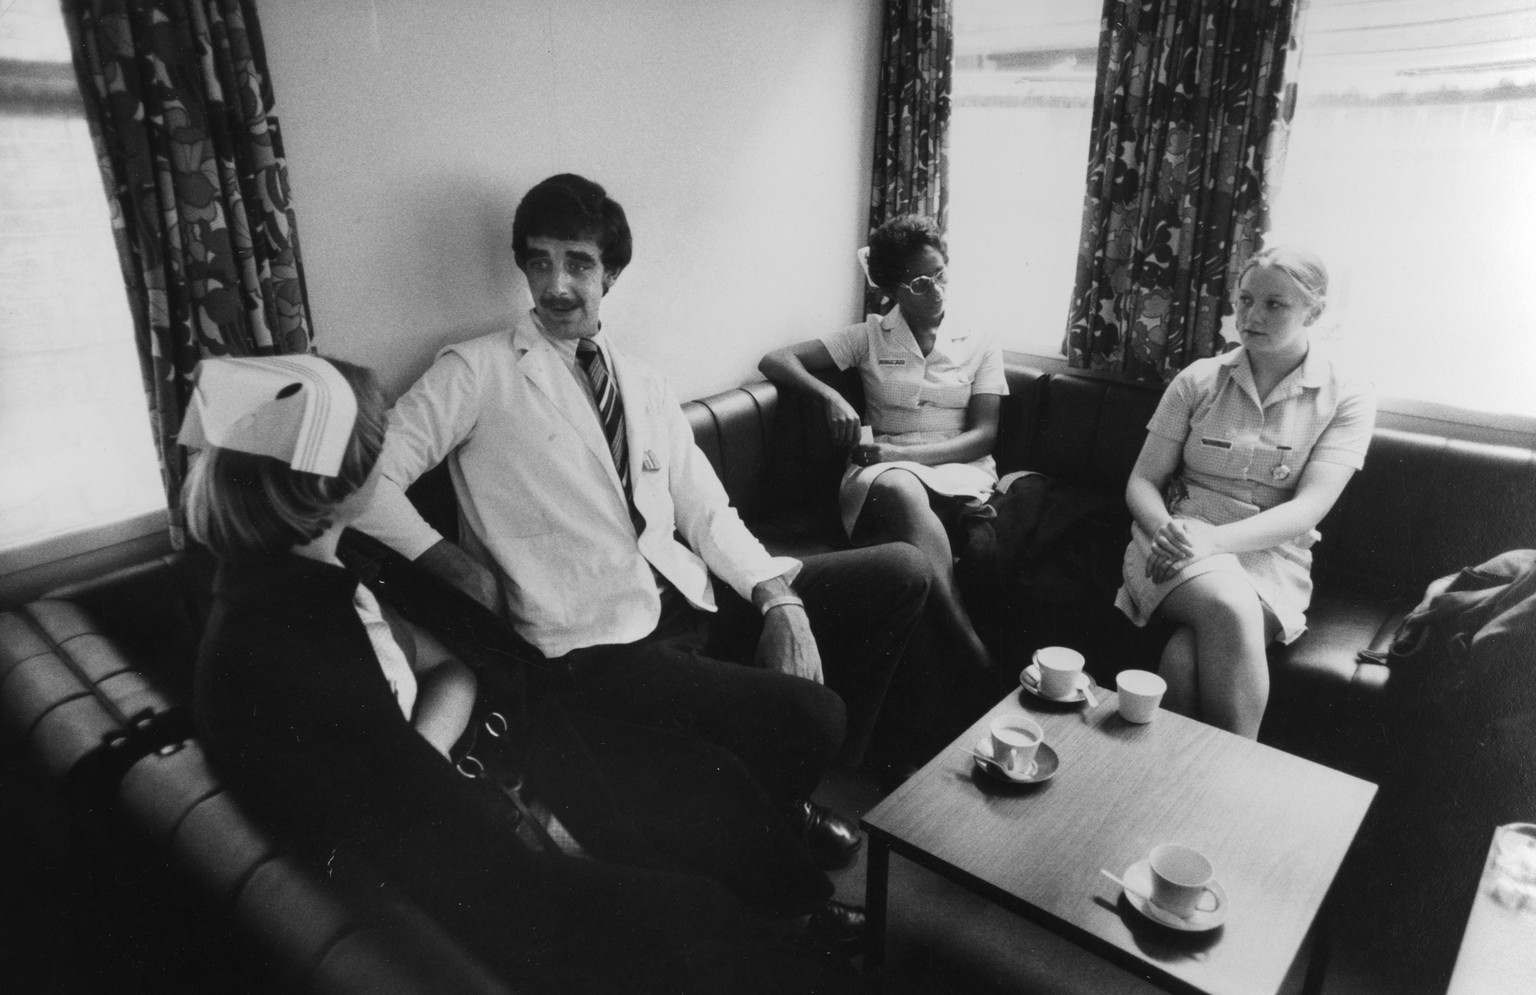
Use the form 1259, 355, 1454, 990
866, 214, 947, 289
512, 173, 633, 276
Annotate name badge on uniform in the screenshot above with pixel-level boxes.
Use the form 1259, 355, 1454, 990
877, 359, 906, 366
1199, 437, 1233, 450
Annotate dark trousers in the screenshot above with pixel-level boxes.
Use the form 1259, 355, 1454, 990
362, 829, 859, 995
554, 543, 933, 808
554, 709, 833, 916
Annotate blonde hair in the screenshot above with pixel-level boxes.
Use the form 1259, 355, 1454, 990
1238, 244, 1329, 319
184, 357, 386, 559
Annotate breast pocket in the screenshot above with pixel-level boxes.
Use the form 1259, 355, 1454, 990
1184, 435, 1239, 478
1247, 445, 1298, 487
921, 365, 974, 410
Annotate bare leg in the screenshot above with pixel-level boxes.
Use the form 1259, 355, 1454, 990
859, 470, 992, 670
1157, 626, 1198, 718
1156, 573, 1270, 739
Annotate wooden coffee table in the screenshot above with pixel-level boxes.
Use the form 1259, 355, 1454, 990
860, 688, 1377, 995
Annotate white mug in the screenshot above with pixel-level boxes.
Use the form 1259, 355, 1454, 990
1115, 669, 1167, 724
1148, 843, 1220, 917
1035, 646, 1085, 699
988, 716, 1043, 776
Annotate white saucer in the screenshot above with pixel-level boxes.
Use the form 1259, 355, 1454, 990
1118, 859, 1229, 931
972, 736, 1060, 784
1019, 664, 1099, 704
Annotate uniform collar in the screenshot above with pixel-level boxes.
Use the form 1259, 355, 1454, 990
1219, 344, 1329, 405
879, 306, 968, 355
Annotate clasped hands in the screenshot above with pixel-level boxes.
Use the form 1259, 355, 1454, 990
1145, 518, 1221, 584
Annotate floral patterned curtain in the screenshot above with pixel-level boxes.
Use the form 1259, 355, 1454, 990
866, 0, 953, 315
62, 0, 312, 546
1064, 0, 1303, 381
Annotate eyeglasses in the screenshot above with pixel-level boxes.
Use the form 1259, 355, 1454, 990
896, 268, 946, 296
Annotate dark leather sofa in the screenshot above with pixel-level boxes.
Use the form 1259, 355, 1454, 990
0, 554, 514, 994
4, 355, 1533, 991
686, 360, 1536, 778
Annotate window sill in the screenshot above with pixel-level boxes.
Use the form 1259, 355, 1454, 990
1004, 350, 1536, 448
0, 508, 171, 606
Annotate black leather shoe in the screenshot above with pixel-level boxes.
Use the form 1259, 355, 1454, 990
790, 799, 862, 868
805, 899, 866, 954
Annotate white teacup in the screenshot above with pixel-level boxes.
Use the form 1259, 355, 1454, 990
1148, 843, 1220, 918
988, 716, 1043, 776
1035, 646, 1085, 699
1115, 669, 1167, 724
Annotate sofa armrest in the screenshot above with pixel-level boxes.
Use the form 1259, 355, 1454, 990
118, 740, 515, 995
1, 599, 185, 792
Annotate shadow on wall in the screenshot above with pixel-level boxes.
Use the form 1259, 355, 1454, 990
365, 171, 532, 401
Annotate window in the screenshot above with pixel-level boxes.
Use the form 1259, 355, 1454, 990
1267, 0, 1536, 420
951, 0, 1536, 422
0, 0, 165, 559
948, 0, 1099, 358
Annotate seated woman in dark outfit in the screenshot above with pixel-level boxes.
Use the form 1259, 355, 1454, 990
183, 354, 862, 995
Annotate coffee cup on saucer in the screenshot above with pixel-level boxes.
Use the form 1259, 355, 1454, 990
1115, 669, 1167, 724
1148, 843, 1220, 918
988, 716, 1043, 777
1034, 646, 1086, 699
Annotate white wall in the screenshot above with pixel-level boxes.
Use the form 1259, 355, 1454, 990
257, 0, 883, 400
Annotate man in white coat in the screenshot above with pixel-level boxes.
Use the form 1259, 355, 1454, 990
355, 175, 937, 894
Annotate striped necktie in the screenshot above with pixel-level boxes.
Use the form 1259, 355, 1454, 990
576, 338, 643, 532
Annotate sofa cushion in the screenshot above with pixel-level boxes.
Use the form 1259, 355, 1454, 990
1316, 430, 1536, 599
687, 383, 776, 524
1012, 368, 1163, 493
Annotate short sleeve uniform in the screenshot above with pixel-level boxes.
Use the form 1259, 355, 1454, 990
820, 308, 1009, 536
1115, 346, 1375, 643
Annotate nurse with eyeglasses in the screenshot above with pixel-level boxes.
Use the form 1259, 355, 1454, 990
760, 214, 1006, 674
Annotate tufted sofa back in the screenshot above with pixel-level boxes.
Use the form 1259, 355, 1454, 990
1312, 429, 1536, 597
981, 361, 1536, 600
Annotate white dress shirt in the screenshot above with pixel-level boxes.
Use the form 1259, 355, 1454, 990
353, 313, 800, 658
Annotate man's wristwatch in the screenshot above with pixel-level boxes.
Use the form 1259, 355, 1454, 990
758, 593, 805, 616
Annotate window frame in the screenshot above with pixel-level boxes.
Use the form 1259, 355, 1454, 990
1008, 348, 1536, 449
0, 509, 171, 604
0, 23, 169, 597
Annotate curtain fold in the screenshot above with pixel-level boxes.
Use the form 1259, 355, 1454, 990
866, 0, 953, 314
63, 0, 312, 545
1065, 0, 1302, 381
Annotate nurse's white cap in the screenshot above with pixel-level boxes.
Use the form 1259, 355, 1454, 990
178, 355, 357, 477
